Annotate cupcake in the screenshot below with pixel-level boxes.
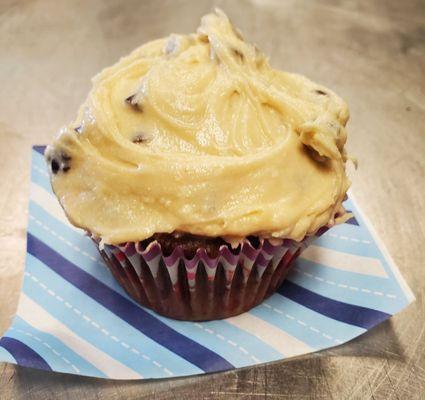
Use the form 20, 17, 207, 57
45, 10, 351, 321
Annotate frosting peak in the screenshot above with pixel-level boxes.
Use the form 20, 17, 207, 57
46, 10, 351, 245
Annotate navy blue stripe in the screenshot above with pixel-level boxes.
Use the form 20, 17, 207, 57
27, 233, 234, 372
344, 211, 359, 226
0, 337, 52, 371
33, 145, 46, 156
278, 280, 390, 329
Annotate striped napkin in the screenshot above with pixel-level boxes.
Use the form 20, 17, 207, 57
0, 146, 414, 379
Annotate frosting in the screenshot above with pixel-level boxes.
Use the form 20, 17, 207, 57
46, 10, 351, 245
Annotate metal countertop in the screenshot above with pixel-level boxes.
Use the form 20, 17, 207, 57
0, 0, 424, 398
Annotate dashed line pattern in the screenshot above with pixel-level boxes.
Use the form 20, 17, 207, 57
30, 215, 98, 263
9, 326, 80, 373
293, 268, 397, 299
324, 232, 371, 244
24, 271, 173, 376
193, 323, 261, 364
262, 303, 343, 345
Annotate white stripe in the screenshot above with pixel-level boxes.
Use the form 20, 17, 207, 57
226, 313, 313, 357
17, 294, 142, 379
348, 191, 415, 302
300, 245, 388, 278
30, 182, 82, 234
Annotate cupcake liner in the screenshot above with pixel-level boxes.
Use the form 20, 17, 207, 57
94, 231, 324, 321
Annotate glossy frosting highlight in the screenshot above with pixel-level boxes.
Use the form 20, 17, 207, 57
46, 10, 351, 245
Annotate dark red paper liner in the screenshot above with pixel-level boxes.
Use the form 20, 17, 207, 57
93, 234, 321, 321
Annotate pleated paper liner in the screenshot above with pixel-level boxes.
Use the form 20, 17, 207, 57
94, 230, 325, 321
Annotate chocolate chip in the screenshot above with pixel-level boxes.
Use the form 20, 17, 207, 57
132, 133, 152, 144
48, 148, 72, 174
74, 125, 82, 134
51, 159, 60, 174
303, 145, 328, 163
125, 94, 135, 104
315, 89, 327, 96
125, 94, 143, 112
231, 48, 244, 62
61, 151, 71, 161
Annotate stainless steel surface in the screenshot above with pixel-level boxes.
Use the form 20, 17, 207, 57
0, 0, 424, 398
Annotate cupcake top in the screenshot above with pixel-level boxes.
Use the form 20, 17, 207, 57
46, 10, 351, 245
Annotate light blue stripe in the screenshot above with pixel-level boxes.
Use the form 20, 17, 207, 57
306, 198, 382, 259
28, 203, 143, 310
314, 226, 382, 259
314, 233, 407, 302
289, 260, 407, 314
31, 150, 53, 193
32, 149, 49, 173
0, 346, 16, 364
144, 309, 284, 367
6, 316, 106, 377
329, 220, 371, 240
31, 166, 52, 194
24, 253, 203, 378
28, 202, 124, 294
266, 294, 366, 339
250, 294, 365, 349
343, 198, 411, 292
297, 252, 391, 284
313, 197, 410, 304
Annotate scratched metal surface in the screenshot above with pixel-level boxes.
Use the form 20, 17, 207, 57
0, 0, 424, 398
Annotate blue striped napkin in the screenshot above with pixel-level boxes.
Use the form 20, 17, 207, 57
0, 146, 414, 379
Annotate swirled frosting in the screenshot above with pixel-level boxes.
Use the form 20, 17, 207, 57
46, 10, 351, 245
